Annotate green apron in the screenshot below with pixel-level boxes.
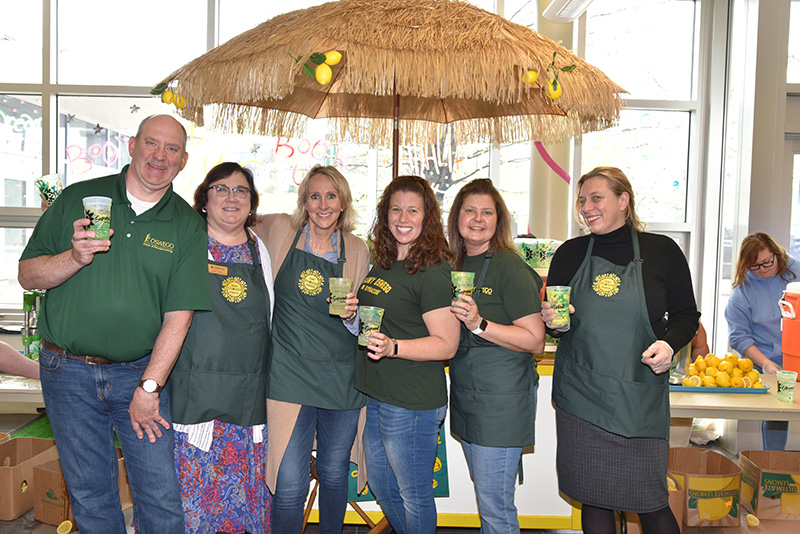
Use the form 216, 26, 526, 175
450, 252, 539, 447
267, 229, 365, 410
553, 228, 669, 439
168, 233, 270, 427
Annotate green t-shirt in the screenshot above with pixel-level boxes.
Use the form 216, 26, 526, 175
20, 167, 211, 361
354, 260, 452, 410
461, 249, 542, 324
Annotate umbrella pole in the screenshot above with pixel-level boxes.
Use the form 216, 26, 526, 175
392, 79, 399, 179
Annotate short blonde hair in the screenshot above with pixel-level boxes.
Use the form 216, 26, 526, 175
290, 165, 357, 233
575, 166, 645, 232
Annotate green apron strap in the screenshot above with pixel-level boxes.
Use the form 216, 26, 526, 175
471, 250, 493, 305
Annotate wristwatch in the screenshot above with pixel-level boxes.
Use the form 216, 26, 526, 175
138, 379, 162, 394
470, 318, 488, 335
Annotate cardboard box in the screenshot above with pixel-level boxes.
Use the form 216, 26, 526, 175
622, 474, 684, 534
740, 450, 800, 520
668, 447, 742, 527
0, 437, 58, 520
0, 433, 9, 445
34, 446, 133, 528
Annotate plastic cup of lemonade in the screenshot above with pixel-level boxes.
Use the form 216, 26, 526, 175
329, 277, 353, 316
82, 196, 112, 240
451, 271, 475, 301
546, 286, 571, 327
358, 306, 385, 346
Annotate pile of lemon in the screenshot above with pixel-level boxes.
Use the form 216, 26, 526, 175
681, 353, 764, 388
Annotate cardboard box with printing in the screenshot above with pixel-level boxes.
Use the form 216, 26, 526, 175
0, 437, 58, 520
740, 450, 800, 520
668, 447, 741, 527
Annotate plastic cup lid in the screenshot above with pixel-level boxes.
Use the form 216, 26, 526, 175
786, 281, 800, 294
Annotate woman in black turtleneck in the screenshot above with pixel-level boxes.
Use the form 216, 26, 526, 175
543, 167, 699, 534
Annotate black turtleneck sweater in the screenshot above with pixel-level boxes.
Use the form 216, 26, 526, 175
546, 225, 700, 352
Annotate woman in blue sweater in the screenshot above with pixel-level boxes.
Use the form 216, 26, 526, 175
725, 232, 798, 450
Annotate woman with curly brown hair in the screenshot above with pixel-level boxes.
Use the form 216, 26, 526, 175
354, 175, 460, 534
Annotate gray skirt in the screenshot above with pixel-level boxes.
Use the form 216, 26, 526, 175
555, 407, 669, 513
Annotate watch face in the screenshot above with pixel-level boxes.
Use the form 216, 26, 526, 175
142, 379, 158, 393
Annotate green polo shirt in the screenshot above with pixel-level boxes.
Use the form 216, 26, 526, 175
21, 166, 211, 361
355, 260, 451, 410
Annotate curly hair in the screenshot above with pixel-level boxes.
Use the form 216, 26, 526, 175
193, 162, 259, 228
732, 232, 797, 288
575, 167, 645, 233
370, 175, 450, 273
447, 179, 519, 269
290, 165, 357, 233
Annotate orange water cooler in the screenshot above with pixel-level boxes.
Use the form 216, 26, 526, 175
779, 281, 800, 379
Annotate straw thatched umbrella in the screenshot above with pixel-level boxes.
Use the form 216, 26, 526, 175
156, 0, 625, 176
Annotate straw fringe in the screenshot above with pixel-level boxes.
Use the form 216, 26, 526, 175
159, 0, 626, 145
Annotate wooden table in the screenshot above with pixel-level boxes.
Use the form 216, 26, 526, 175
670, 374, 800, 421
0, 373, 44, 413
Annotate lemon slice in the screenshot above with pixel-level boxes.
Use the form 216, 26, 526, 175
57, 520, 73, 533
745, 513, 760, 526
742, 376, 752, 388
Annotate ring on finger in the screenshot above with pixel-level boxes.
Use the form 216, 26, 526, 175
149, 422, 157, 428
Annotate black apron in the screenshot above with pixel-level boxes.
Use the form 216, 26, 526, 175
553, 228, 669, 439
450, 252, 539, 447
267, 229, 365, 410
168, 233, 270, 427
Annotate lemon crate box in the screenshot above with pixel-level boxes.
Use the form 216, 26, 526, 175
740, 450, 800, 520
0, 437, 58, 520
668, 447, 741, 527
34, 446, 132, 528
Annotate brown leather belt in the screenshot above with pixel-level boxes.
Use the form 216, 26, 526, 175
42, 339, 116, 365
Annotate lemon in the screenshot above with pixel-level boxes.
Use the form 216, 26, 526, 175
730, 376, 744, 388
706, 366, 719, 377
324, 50, 342, 65
315, 63, 333, 85
716, 373, 732, 388
781, 492, 800, 515
741, 483, 754, 504
57, 520, 73, 534
174, 94, 186, 109
687, 364, 699, 376
702, 375, 717, 387
738, 358, 754, 372
745, 370, 760, 384
753, 382, 767, 389
523, 69, 538, 84
697, 497, 732, 521
546, 79, 562, 101
731, 367, 744, 378
725, 353, 739, 367
161, 90, 174, 104
695, 357, 708, 373
682, 375, 701, 387
745, 513, 760, 526
718, 361, 734, 374
706, 354, 721, 368
667, 476, 678, 491
742, 376, 752, 388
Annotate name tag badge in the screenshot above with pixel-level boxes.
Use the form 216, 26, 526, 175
209, 264, 228, 276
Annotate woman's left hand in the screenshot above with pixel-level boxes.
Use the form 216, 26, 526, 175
641, 340, 674, 374
340, 292, 359, 323
450, 294, 480, 331
366, 332, 395, 361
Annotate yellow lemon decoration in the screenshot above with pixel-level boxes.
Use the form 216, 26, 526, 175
546, 79, 562, 101
161, 90, 174, 104
324, 50, 342, 65
745, 513, 760, 526
781, 492, 800, 515
174, 94, 186, 109
523, 69, 538, 83
315, 63, 333, 85
741, 483, 754, 505
57, 520, 73, 534
697, 497, 733, 521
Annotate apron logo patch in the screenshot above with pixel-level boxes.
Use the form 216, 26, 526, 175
222, 276, 247, 303
593, 273, 621, 297
298, 268, 324, 296
142, 233, 175, 253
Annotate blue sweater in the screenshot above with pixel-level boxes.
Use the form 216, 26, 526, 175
725, 256, 799, 367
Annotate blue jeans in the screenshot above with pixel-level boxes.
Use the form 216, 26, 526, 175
364, 398, 446, 534
38, 346, 183, 534
762, 420, 789, 451
461, 441, 522, 534
272, 405, 361, 534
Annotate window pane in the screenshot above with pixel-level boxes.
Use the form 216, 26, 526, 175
0, 228, 34, 308
789, 0, 800, 82
219, 1, 328, 45
581, 110, 690, 224
0, 95, 43, 208
790, 154, 800, 258
498, 142, 532, 236
504, 0, 538, 27
585, 0, 697, 100
57, 1, 207, 85
0, 1, 42, 83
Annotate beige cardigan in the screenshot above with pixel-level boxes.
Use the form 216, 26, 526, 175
251, 213, 371, 494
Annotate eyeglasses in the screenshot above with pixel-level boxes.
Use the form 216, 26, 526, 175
749, 254, 775, 272
208, 184, 251, 199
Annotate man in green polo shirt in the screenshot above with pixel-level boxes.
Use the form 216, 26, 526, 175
18, 115, 211, 534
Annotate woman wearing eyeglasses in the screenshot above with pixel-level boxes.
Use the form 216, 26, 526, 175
725, 232, 798, 450
252, 165, 370, 533
168, 162, 274, 533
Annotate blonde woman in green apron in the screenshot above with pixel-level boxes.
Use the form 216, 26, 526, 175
446, 179, 545, 534
168, 162, 274, 533
252, 165, 370, 533
543, 167, 699, 534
